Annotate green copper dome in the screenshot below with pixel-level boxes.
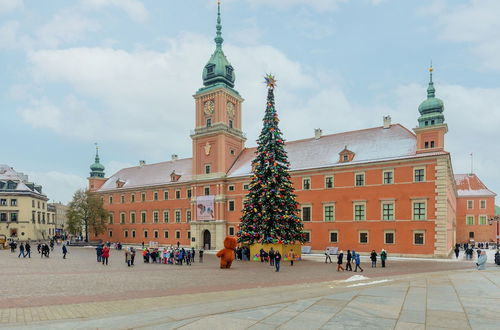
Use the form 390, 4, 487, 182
417, 67, 445, 127
202, 2, 235, 88
90, 145, 105, 178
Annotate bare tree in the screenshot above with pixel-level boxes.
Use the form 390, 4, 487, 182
66, 189, 108, 242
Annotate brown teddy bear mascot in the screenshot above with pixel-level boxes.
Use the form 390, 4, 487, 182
216, 236, 237, 269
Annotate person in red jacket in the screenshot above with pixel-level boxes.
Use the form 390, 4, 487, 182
102, 245, 110, 265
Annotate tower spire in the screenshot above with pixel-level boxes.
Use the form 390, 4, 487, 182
90, 142, 105, 178
427, 63, 435, 98
215, 0, 223, 49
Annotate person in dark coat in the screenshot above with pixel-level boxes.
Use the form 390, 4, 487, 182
345, 250, 352, 271
337, 250, 345, 271
274, 251, 282, 272
62, 244, 68, 259
454, 246, 460, 259
370, 250, 377, 267
269, 248, 275, 266
18, 243, 25, 258
354, 252, 363, 272
380, 249, 387, 268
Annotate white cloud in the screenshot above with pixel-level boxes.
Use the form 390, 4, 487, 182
432, 0, 500, 71
246, 0, 349, 12
27, 170, 87, 204
0, 0, 23, 14
82, 0, 149, 22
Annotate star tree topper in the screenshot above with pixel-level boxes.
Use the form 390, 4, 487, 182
264, 74, 277, 89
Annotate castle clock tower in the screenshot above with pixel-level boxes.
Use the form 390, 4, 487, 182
191, 2, 245, 179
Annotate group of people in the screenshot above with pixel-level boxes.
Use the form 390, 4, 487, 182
235, 246, 250, 261
140, 246, 199, 265
326, 248, 387, 272
10, 240, 68, 259
257, 247, 296, 272
95, 244, 110, 265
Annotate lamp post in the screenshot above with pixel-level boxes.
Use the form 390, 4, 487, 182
488, 215, 500, 249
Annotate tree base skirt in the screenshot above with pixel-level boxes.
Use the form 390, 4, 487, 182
249, 243, 302, 262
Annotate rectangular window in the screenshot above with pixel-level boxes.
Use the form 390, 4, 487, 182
382, 202, 394, 221
228, 200, 235, 211
10, 199, 17, 206
204, 187, 210, 195
303, 231, 311, 242
354, 203, 366, 221
144, 230, 148, 238
131, 194, 135, 203
154, 230, 159, 239
228, 227, 235, 236
154, 192, 158, 201
205, 164, 211, 174
175, 190, 181, 199
132, 230, 136, 238
325, 176, 333, 189
175, 231, 180, 239
120, 195, 125, 203
188, 231, 191, 239
359, 231, 368, 244
383, 170, 393, 184
479, 215, 487, 225
243, 184, 249, 190
0, 213, 7, 222
120, 213, 125, 224
141, 212, 147, 224
109, 196, 113, 204
302, 206, 311, 221
466, 215, 474, 225
0, 199, 6, 206
32, 200, 35, 208
414, 231, 425, 245
108, 213, 114, 224
153, 211, 159, 223
187, 189, 192, 198
302, 178, 311, 190
324, 204, 335, 222
228, 185, 235, 191
414, 168, 425, 182
175, 210, 181, 223
124, 230, 128, 238
384, 231, 395, 244
109, 230, 113, 238
355, 173, 365, 186
141, 192, 146, 202
164, 190, 169, 200
412, 201, 426, 220
130, 212, 136, 224
186, 210, 192, 222
480, 200, 486, 209
329, 231, 338, 243
163, 210, 169, 223
164, 231, 169, 238
469, 231, 474, 238
467, 200, 473, 209
11, 212, 18, 222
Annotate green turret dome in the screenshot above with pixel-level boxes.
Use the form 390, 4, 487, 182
417, 67, 445, 127
89, 145, 105, 178
202, 2, 235, 88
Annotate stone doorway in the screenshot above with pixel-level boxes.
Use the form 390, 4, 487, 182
203, 230, 211, 250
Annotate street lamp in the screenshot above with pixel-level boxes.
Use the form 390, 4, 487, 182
488, 215, 500, 249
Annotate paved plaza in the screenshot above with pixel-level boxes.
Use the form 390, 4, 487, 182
0, 247, 499, 329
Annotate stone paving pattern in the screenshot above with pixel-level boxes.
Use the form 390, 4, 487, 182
1, 247, 499, 329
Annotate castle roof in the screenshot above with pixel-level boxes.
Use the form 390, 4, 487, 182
454, 173, 496, 197
97, 124, 452, 192
0, 164, 47, 198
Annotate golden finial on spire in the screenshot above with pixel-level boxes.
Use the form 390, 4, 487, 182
429, 59, 433, 72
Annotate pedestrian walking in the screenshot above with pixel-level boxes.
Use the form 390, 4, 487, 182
269, 248, 275, 266
337, 250, 345, 271
102, 245, 110, 265
50, 240, 54, 251
345, 250, 352, 271
125, 248, 131, 267
325, 247, 332, 263
477, 249, 481, 259
289, 249, 295, 266
199, 249, 204, 263
18, 242, 25, 258
275, 251, 282, 272
454, 246, 460, 259
25, 242, 31, 258
380, 249, 387, 268
130, 247, 136, 266
370, 250, 377, 267
37, 243, 41, 254
62, 244, 68, 259
96, 245, 103, 262
476, 250, 487, 270
354, 252, 363, 272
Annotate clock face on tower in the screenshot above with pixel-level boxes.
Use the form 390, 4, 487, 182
204, 100, 215, 115
226, 102, 235, 118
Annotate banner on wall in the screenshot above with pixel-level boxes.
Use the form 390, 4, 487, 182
196, 195, 215, 221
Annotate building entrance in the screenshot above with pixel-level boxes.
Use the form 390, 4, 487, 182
203, 230, 211, 250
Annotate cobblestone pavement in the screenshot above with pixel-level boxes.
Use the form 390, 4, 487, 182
1, 247, 497, 329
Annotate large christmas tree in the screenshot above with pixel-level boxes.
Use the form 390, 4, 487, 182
237, 75, 306, 245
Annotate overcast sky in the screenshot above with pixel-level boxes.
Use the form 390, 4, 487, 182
1, 0, 499, 204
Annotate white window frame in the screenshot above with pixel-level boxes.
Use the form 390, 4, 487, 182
412, 200, 427, 220
153, 191, 159, 201
467, 200, 473, 209
141, 211, 147, 223
480, 200, 486, 209
382, 169, 394, 184
359, 230, 369, 244
120, 212, 126, 224
323, 203, 335, 222
384, 230, 395, 245
381, 201, 395, 221
353, 202, 366, 221
153, 210, 159, 223
355, 172, 365, 187
413, 167, 426, 182
130, 212, 136, 224
228, 185, 235, 191
466, 214, 474, 225
301, 205, 312, 221
186, 209, 192, 222
302, 177, 311, 190
413, 230, 425, 245
163, 190, 169, 200
479, 215, 487, 225
163, 210, 170, 223
204, 186, 210, 196
329, 230, 338, 243
175, 209, 181, 223
228, 200, 235, 212
175, 189, 181, 199
204, 164, 211, 174
141, 192, 146, 202
228, 226, 235, 236
325, 175, 334, 189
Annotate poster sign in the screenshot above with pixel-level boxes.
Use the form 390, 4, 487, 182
196, 195, 215, 221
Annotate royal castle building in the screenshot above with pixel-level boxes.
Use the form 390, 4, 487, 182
89, 5, 496, 257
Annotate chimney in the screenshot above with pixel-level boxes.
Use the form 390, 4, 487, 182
171, 154, 178, 161
139, 160, 146, 167
314, 128, 322, 139
383, 115, 391, 129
